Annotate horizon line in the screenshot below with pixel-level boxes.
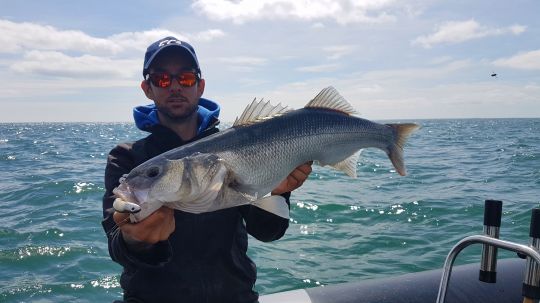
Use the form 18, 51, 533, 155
1, 116, 540, 124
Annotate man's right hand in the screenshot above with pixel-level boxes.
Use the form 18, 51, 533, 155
113, 206, 175, 245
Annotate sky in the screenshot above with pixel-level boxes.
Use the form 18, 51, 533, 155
0, 0, 539, 122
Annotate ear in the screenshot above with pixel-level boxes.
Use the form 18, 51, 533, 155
197, 78, 205, 98
141, 80, 154, 100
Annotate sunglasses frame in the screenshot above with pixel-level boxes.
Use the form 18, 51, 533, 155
146, 69, 200, 88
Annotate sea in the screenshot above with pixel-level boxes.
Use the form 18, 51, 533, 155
0, 118, 539, 302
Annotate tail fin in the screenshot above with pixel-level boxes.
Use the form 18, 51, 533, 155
386, 123, 420, 176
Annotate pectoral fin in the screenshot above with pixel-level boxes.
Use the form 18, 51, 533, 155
251, 195, 289, 219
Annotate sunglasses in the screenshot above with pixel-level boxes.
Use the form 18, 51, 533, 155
147, 71, 199, 88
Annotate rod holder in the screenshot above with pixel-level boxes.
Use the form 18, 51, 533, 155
479, 199, 502, 283
523, 208, 540, 300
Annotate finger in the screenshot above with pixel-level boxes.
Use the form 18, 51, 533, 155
282, 174, 304, 192
120, 207, 175, 243
128, 207, 161, 230
113, 211, 130, 225
162, 208, 175, 238
149, 207, 175, 242
290, 167, 311, 182
141, 207, 174, 236
296, 162, 313, 175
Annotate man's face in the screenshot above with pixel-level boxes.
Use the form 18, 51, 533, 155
142, 53, 205, 122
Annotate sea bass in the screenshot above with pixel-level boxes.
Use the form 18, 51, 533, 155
113, 87, 419, 222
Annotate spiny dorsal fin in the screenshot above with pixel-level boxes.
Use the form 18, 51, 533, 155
233, 98, 291, 126
305, 86, 358, 115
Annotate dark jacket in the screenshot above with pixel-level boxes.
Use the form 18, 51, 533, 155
102, 99, 290, 303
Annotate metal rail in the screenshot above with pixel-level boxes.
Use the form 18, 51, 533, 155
436, 235, 540, 303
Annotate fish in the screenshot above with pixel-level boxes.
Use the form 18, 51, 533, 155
113, 86, 419, 222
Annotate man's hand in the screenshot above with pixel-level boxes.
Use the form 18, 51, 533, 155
113, 206, 175, 245
271, 161, 313, 195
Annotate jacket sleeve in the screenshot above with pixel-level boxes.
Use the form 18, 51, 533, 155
240, 192, 291, 242
101, 143, 172, 269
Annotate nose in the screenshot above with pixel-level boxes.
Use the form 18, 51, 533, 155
169, 77, 184, 93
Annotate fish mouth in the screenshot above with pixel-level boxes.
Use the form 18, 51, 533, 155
113, 176, 152, 208
113, 180, 139, 204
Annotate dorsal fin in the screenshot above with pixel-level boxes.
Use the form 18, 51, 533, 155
233, 98, 291, 126
305, 86, 358, 115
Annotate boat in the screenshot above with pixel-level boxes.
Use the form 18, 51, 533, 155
260, 200, 540, 303
260, 258, 525, 303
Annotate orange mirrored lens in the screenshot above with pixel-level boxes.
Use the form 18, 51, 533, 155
178, 72, 197, 87
159, 74, 171, 88
149, 72, 197, 88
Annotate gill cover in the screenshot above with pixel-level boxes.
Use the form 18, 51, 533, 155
147, 158, 185, 202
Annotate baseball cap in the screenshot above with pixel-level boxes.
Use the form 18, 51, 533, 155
143, 37, 200, 77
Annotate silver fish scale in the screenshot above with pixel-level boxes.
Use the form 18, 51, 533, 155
204, 108, 395, 197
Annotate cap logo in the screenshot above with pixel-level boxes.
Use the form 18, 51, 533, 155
158, 39, 182, 48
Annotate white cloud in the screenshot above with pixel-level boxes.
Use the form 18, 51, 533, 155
355, 59, 472, 82
237, 77, 271, 87
193, 29, 226, 42
0, 19, 227, 83
311, 22, 326, 29
509, 25, 527, 35
214, 56, 268, 72
192, 0, 397, 25
108, 29, 187, 52
215, 66, 540, 121
296, 63, 340, 73
493, 49, 540, 70
219, 57, 268, 65
428, 56, 453, 65
323, 45, 356, 60
0, 19, 222, 56
218, 56, 267, 66
412, 19, 526, 48
0, 19, 122, 55
10, 50, 139, 78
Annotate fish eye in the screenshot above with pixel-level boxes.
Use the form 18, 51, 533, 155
145, 166, 161, 178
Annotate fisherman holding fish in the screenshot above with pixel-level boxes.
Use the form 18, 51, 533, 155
101, 37, 312, 303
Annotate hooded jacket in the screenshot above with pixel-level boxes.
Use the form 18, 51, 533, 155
102, 98, 291, 303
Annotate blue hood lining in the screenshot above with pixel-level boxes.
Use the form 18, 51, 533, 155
133, 98, 220, 133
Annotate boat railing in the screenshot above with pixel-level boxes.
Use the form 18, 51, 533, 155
436, 201, 540, 303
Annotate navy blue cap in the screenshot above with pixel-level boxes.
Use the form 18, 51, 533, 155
143, 37, 200, 77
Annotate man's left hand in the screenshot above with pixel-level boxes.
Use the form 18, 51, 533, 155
271, 161, 313, 195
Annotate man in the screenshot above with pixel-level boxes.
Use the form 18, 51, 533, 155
102, 36, 312, 303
